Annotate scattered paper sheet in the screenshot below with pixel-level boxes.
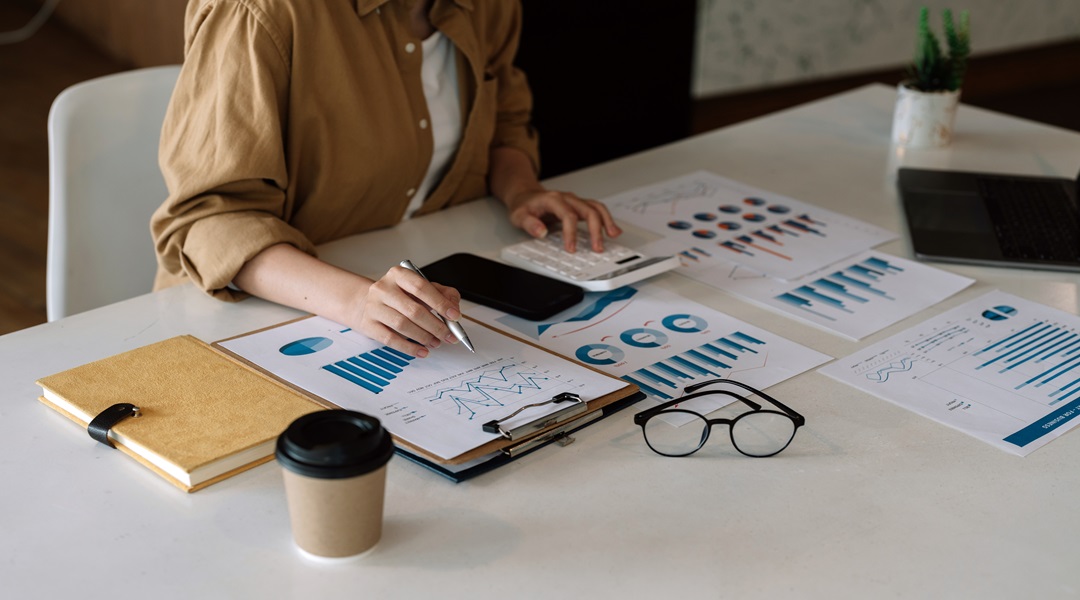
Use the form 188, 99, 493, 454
605, 171, 897, 281
820, 290, 1080, 455
468, 284, 832, 416
702, 251, 974, 340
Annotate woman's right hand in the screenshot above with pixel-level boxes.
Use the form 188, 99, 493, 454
347, 264, 464, 358
234, 244, 463, 358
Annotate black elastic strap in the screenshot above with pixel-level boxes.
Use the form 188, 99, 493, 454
87, 403, 140, 449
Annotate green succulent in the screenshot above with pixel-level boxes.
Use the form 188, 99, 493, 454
908, 7, 971, 92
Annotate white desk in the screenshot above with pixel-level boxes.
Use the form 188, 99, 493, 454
4, 85, 1080, 599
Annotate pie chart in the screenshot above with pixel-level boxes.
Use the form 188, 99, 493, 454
280, 337, 334, 356
982, 305, 1017, 321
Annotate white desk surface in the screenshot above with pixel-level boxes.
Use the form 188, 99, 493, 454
4, 84, 1080, 599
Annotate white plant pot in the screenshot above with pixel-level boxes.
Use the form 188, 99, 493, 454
890, 83, 961, 148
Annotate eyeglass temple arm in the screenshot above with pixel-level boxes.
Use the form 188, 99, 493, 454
684, 379, 805, 426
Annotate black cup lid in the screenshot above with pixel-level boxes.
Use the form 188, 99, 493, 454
276, 410, 394, 479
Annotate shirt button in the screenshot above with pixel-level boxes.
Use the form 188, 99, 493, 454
405, 42, 416, 53
406, 188, 416, 197
419, 118, 428, 129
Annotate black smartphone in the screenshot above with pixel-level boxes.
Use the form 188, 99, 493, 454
421, 253, 584, 321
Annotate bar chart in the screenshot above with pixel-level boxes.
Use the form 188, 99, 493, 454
470, 284, 831, 410
722, 251, 973, 340
622, 331, 767, 400
321, 346, 416, 395
973, 318, 1080, 406
821, 291, 1080, 456
774, 256, 901, 320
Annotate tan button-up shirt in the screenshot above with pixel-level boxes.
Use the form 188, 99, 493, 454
151, 0, 539, 299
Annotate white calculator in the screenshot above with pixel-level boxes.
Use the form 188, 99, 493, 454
500, 231, 681, 291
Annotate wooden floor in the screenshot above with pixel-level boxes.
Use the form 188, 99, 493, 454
1, 2, 1078, 336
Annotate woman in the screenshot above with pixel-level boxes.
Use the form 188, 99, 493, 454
152, 0, 620, 358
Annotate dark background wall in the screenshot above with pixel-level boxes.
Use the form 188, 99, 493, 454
516, 0, 698, 177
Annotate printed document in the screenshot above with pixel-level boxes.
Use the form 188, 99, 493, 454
711, 250, 974, 340
219, 317, 624, 460
468, 284, 831, 416
605, 171, 896, 281
820, 290, 1080, 455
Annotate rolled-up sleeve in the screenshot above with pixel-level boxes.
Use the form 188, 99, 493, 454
152, 0, 316, 300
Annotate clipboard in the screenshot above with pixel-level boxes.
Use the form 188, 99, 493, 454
213, 315, 643, 482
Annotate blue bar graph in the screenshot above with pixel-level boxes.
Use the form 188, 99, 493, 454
773, 255, 906, 323
701, 343, 738, 361
978, 324, 1055, 369
813, 279, 870, 303
776, 293, 836, 321
862, 256, 904, 274
323, 346, 415, 394
622, 374, 673, 401
630, 332, 771, 400
792, 286, 855, 313
967, 318, 1080, 406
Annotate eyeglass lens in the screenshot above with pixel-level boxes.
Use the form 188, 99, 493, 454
643, 410, 796, 457
642, 410, 710, 456
730, 411, 796, 457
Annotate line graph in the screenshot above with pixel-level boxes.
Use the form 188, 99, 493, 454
424, 362, 569, 420
864, 357, 916, 382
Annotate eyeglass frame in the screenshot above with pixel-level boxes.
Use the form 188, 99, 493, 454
632, 378, 805, 458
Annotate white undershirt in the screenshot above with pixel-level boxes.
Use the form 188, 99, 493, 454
231, 33, 461, 292
403, 31, 462, 220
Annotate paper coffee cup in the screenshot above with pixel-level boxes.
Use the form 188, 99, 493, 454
276, 410, 395, 558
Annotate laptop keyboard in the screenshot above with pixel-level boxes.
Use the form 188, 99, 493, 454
978, 177, 1080, 262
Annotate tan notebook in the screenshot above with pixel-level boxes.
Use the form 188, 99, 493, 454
37, 335, 325, 492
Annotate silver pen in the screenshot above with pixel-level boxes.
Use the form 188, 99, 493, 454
399, 259, 475, 353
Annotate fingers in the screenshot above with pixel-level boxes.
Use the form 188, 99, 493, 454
508, 189, 623, 253
517, 214, 549, 240
551, 192, 621, 252
355, 267, 465, 358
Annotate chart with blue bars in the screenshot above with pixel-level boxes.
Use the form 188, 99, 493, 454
974, 316, 1080, 407
321, 345, 417, 395
617, 330, 767, 401
775, 256, 901, 321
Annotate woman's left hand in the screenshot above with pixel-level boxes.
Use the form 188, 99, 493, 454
505, 188, 622, 253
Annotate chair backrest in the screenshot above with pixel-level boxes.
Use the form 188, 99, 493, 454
46, 65, 181, 321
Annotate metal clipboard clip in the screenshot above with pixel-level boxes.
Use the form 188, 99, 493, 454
481, 392, 588, 441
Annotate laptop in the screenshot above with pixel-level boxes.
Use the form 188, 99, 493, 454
897, 166, 1080, 272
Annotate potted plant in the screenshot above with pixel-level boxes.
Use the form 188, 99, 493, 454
891, 7, 971, 148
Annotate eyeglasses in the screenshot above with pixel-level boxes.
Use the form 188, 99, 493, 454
632, 379, 805, 458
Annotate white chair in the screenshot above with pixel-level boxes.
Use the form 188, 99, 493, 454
46, 65, 181, 321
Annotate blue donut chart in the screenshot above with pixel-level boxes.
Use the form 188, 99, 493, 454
620, 328, 670, 348
662, 314, 708, 333
575, 343, 626, 365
